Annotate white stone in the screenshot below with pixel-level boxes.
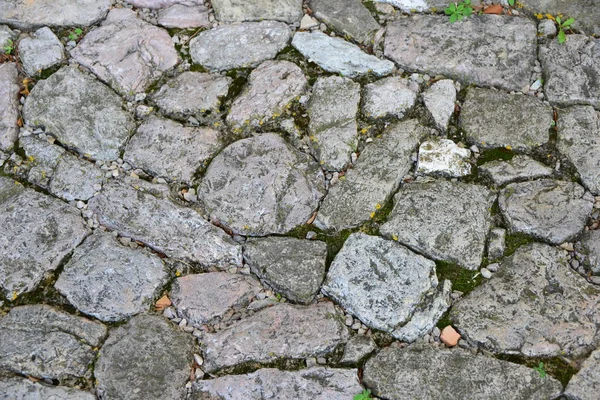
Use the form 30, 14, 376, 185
417, 138, 471, 177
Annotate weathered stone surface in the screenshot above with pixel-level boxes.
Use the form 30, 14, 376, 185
499, 179, 593, 244
311, 0, 380, 44
201, 302, 348, 373
243, 237, 327, 304
198, 133, 325, 236
124, 116, 222, 182
487, 227, 506, 261
376, 0, 448, 12
381, 180, 495, 270
362, 76, 416, 120
292, 31, 394, 78
0, 24, 16, 48
363, 344, 563, 400
171, 272, 262, 326
88, 179, 242, 268
128, 0, 204, 8
576, 230, 600, 275
452, 243, 600, 357
49, 154, 104, 201
564, 346, 600, 400
19, 135, 65, 189
0, 305, 106, 381
157, 5, 210, 28
0, 62, 19, 151
0, 376, 95, 400
416, 138, 471, 177
479, 155, 554, 187
190, 21, 291, 71
423, 79, 456, 132
55, 232, 168, 322
315, 120, 426, 231
212, 0, 302, 23
18, 27, 64, 76
227, 60, 308, 129
192, 367, 361, 399
384, 15, 537, 92
459, 88, 553, 150
523, 0, 600, 36
23, 66, 135, 161
340, 335, 377, 364
0, 177, 89, 300
95, 314, 194, 400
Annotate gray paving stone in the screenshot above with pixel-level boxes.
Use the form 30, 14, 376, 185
575, 230, 600, 275
128, 0, 204, 8
423, 79, 456, 132
340, 335, 377, 364
49, 154, 105, 201
362, 76, 417, 120
0, 24, 16, 48
18, 27, 64, 76
522, 0, 600, 36
564, 346, 600, 400
19, 135, 65, 189
416, 138, 471, 178
310, 0, 380, 44
212, 0, 302, 23
376, 0, 448, 12
479, 155, 554, 187
157, 5, 210, 28
0, 376, 95, 400
0, 62, 19, 151
487, 227, 506, 261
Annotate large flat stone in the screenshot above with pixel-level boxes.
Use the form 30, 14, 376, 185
423, 79, 456, 132
564, 346, 600, 400
416, 138, 472, 178
376, 0, 448, 12
0, 62, 19, 151
128, 0, 204, 8
157, 5, 210, 28
362, 76, 417, 120
212, 0, 302, 23
0, 376, 95, 400
310, 0, 380, 44
18, 27, 64, 77
18, 135, 66, 189
479, 155, 554, 187
523, 0, 600, 36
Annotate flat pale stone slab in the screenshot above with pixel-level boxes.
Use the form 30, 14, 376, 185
479, 155, 554, 187
311, 0, 380, 44
128, 0, 204, 8
0, 376, 95, 400
19, 135, 66, 189
576, 230, 600, 275
564, 346, 600, 400
423, 79, 456, 132
18, 27, 65, 76
376, 0, 448, 12
157, 5, 210, 28
362, 76, 417, 120
416, 138, 471, 177
212, 0, 302, 23
0, 62, 19, 151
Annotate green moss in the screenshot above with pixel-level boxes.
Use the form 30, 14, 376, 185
435, 261, 482, 296
435, 310, 453, 330
504, 232, 535, 256
362, 0, 377, 14
495, 354, 578, 387
276, 45, 327, 86
476, 147, 515, 166
189, 64, 208, 73
285, 224, 354, 268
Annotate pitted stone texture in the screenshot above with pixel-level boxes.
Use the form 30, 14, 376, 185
479, 155, 554, 187
363, 344, 563, 400
19, 135, 65, 189
315, 120, 427, 231
171, 272, 262, 326
49, 155, 104, 201
212, 0, 302, 23
227, 60, 308, 129
128, 0, 204, 8
88, 179, 242, 268
190, 21, 291, 71
124, 116, 222, 182
192, 368, 361, 400
0, 25, 16, 48
576, 230, 600, 275
95, 314, 194, 400
0, 305, 106, 382
499, 179, 593, 244
564, 346, 600, 400
459, 88, 553, 150
487, 227, 506, 261
18, 27, 64, 76
198, 133, 325, 236
0, 63, 19, 151
423, 79, 456, 132
0, 0, 111, 30
362, 76, 416, 120
292, 31, 394, 78
416, 138, 471, 177
557, 106, 600, 195
524, 0, 600, 37
55, 232, 168, 322
384, 15, 536, 92
340, 335, 377, 364
201, 302, 349, 373
23, 66, 135, 161
452, 243, 600, 357
381, 180, 495, 270
0, 177, 89, 300
0, 376, 95, 400
157, 5, 210, 28
311, 0, 380, 44
376, 0, 448, 12
243, 237, 327, 304
71, 9, 179, 96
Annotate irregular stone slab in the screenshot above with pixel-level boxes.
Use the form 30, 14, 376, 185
523, 0, 600, 36
243, 237, 327, 304
340, 335, 377, 364
423, 79, 456, 132
0, 177, 89, 300
487, 227, 506, 261
376, 0, 448, 12
557, 106, 600, 195
192, 367, 361, 399
190, 21, 291, 71
18, 27, 64, 76
381, 180, 495, 270
212, 0, 302, 23
362, 76, 416, 120
23, 66, 135, 161
171, 272, 262, 326
564, 346, 600, 400
499, 179, 593, 244
459, 88, 553, 150
128, 0, 204, 8
575, 230, 600, 275
95, 314, 194, 400
88, 179, 242, 268
201, 302, 348, 373
198, 133, 325, 236
124, 116, 222, 182
0, 376, 95, 400
452, 243, 600, 357
157, 5, 210, 28
416, 138, 471, 177
0, 0, 111, 30
479, 155, 554, 187
0, 25, 16, 48
0, 305, 106, 381
363, 344, 563, 400
292, 31, 394, 78
71, 9, 179, 96
49, 154, 105, 201
384, 15, 536, 92
227, 60, 308, 129
19, 135, 65, 189
315, 120, 426, 231
0, 62, 19, 151
311, 0, 380, 44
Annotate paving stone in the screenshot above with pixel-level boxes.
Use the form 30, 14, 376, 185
339, 335, 377, 364
416, 138, 471, 177
575, 230, 600, 275
243, 237, 327, 304
0, 305, 106, 382
479, 155, 554, 187
384, 15, 537, 92
49, 154, 105, 201
380, 180, 495, 270
423, 79, 456, 132
88, 179, 242, 268
0, 376, 95, 400
201, 302, 349, 373
128, 0, 204, 8
376, 0, 448, 12
157, 5, 210, 28
212, 0, 302, 23
310, 0, 380, 44
171, 272, 262, 326
522, 0, 600, 36
0, 62, 19, 151
564, 346, 600, 400
0, 24, 16, 48
487, 227, 506, 261
192, 367, 361, 399
452, 243, 600, 357
23, 66, 135, 161
0, 177, 89, 300
459, 88, 553, 150
19, 135, 65, 189
95, 314, 194, 400
18, 27, 64, 76
124, 116, 223, 182
55, 232, 168, 322
292, 31, 394, 78
315, 120, 427, 231
198, 133, 325, 236
499, 179, 593, 244
190, 21, 291, 71
362, 76, 416, 120
363, 344, 563, 400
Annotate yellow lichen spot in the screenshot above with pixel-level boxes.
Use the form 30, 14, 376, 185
133, 185, 140, 190
320, 160, 325, 165
243, 225, 250, 230
360, 128, 368, 135
369, 211, 375, 219
339, 176, 346, 181
535, 13, 543, 19
505, 145, 512, 150
175, 270, 181, 277
546, 13, 555, 20
431, 7, 437, 12
12, 166, 18, 172
392, 234, 399, 241
259, 120, 264, 126
272, 113, 280, 118
41, 170, 46, 179
27, 155, 35, 162
11, 291, 18, 301
213, 122, 221, 127
375, 203, 382, 210
14, 180, 21, 185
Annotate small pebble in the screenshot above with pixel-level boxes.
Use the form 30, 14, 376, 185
486, 263, 499, 272
306, 231, 317, 240
440, 326, 461, 347
480, 268, 492, 279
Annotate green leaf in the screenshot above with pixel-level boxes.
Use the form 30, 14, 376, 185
464, 0, 471, 4
555, 16, 561, 24
449, 12, 458, 23
558, 29, 566, 43
457, 13, 463, 21
508, 0, 515, 5
464, 6, 473, 16
563, 17, 575, 27
457, 4, 464, 11
445, 4, 455, 14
